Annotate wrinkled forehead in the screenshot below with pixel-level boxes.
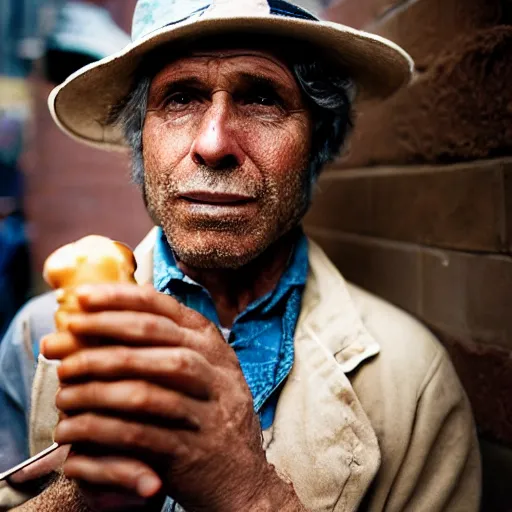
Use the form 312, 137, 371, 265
151, 47, 296, 86
139, 33, 303, 82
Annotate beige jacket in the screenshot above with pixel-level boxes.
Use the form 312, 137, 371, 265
2, 231, 481, 511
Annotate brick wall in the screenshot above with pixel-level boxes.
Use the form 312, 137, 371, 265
23, 0, 150, 291
306, 0, 512, 510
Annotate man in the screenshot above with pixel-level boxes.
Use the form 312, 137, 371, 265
0, 0, 481, 510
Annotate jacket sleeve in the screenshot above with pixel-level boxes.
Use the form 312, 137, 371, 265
0, 309, 36, 471
386, 350, 482, 512
0, 294, 56, 510
0, 307, 37, 510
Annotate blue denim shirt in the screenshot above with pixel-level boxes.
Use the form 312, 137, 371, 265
153, 227, 308, 430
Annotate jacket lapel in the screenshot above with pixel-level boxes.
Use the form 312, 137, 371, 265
262, 240, 381, 512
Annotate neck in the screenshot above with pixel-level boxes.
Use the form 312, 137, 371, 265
177, 230, 299, 329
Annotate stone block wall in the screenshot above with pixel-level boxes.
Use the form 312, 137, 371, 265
306, 1, 512, 509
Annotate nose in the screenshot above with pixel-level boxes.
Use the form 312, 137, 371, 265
190, 93, 244, 170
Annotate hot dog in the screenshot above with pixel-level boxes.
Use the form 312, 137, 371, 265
42, 235, 136, 358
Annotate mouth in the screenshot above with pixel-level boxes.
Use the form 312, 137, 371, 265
179, 192, 256, 206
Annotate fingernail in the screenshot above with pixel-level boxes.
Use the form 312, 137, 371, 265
137, 474, 161, 497
56, 387, 70, 403
54, 420, 70, 442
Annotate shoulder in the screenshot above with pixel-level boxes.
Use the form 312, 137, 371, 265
343, 284, 481, 510
345, 281, 446, 388
343, 282, 470, 458
0, 293, 57, 409
343, 282, 461, 439
0, 292, 57, 360
16, 292, 57, 337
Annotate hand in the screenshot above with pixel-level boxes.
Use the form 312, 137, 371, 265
42, 284, 286, 511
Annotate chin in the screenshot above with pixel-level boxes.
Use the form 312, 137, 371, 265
173, 245, 262, 269
167, 230, 273, 270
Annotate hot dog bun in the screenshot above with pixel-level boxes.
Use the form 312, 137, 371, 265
43, 235, 136, 333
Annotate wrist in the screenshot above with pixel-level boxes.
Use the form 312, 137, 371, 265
242, 464, 305, 512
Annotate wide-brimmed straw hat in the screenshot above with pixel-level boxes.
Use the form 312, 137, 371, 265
48, 0, 414, 151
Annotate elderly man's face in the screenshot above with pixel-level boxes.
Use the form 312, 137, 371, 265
142, 49, 313, 268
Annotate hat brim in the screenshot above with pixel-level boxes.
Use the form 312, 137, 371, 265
49, 15, 414, 151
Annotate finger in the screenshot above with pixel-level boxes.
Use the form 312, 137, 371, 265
65, 311, 200, 350
56, 380, 206, 428
58, 346, 215, 399
63, 454, 161, 498
8, 445, 71, 485
55, 414, 194, 457
75, 283, 208, 330
41, 332, 97, 360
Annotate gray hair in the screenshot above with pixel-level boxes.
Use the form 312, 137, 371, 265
108, 53, 355, 186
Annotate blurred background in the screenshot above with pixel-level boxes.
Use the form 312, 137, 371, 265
0, 0, 511, 510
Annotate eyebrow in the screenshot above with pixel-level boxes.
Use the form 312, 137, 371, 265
150, 77, 209, 102
236, 72, 293, 95
149, 71, 298, 105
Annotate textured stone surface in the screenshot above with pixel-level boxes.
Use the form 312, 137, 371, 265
308, 160, 508, 252
480, 439, 512, 512
306, 229, 512, 351
439, 334, 512, 446
505, 166, 512, 253
421, 248, 512, 352
323, 0, 406, 29
309, 229, 422, 312
371, 0, 504, 70
343, 27, 512, 168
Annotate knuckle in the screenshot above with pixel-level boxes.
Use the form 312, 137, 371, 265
172, 349, 192, 373
128, 381, 153, 409
74, 351, 92, 374
139, 285, 156, 307
103, 284, 122, 303
115, 346, 136, 369
103, 461, 121, 484
165, 391, 180, 412
140, 315, 160, 338
80, 413, 98, 434
86, 382, 103, 405
196, 313, 213, 331
121, 422, 146, 447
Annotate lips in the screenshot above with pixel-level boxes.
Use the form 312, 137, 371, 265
179, 191, 256, 205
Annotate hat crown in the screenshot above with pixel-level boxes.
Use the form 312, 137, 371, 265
132, 0, 211, 40
131, 0, 317, 41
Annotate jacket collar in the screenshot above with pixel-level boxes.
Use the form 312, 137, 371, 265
133, 228, 380, 373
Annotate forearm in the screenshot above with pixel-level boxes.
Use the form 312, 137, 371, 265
12, 475, 90, 512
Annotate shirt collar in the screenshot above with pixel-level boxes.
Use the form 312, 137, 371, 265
153, 227, 308, 295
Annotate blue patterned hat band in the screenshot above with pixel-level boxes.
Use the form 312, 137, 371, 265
132, 0, 318, 41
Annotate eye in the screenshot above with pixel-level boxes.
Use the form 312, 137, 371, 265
247, 95, 278, 106
239, 87, 283, 108
163, 92, 197, 109
168, 92, 192, 104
